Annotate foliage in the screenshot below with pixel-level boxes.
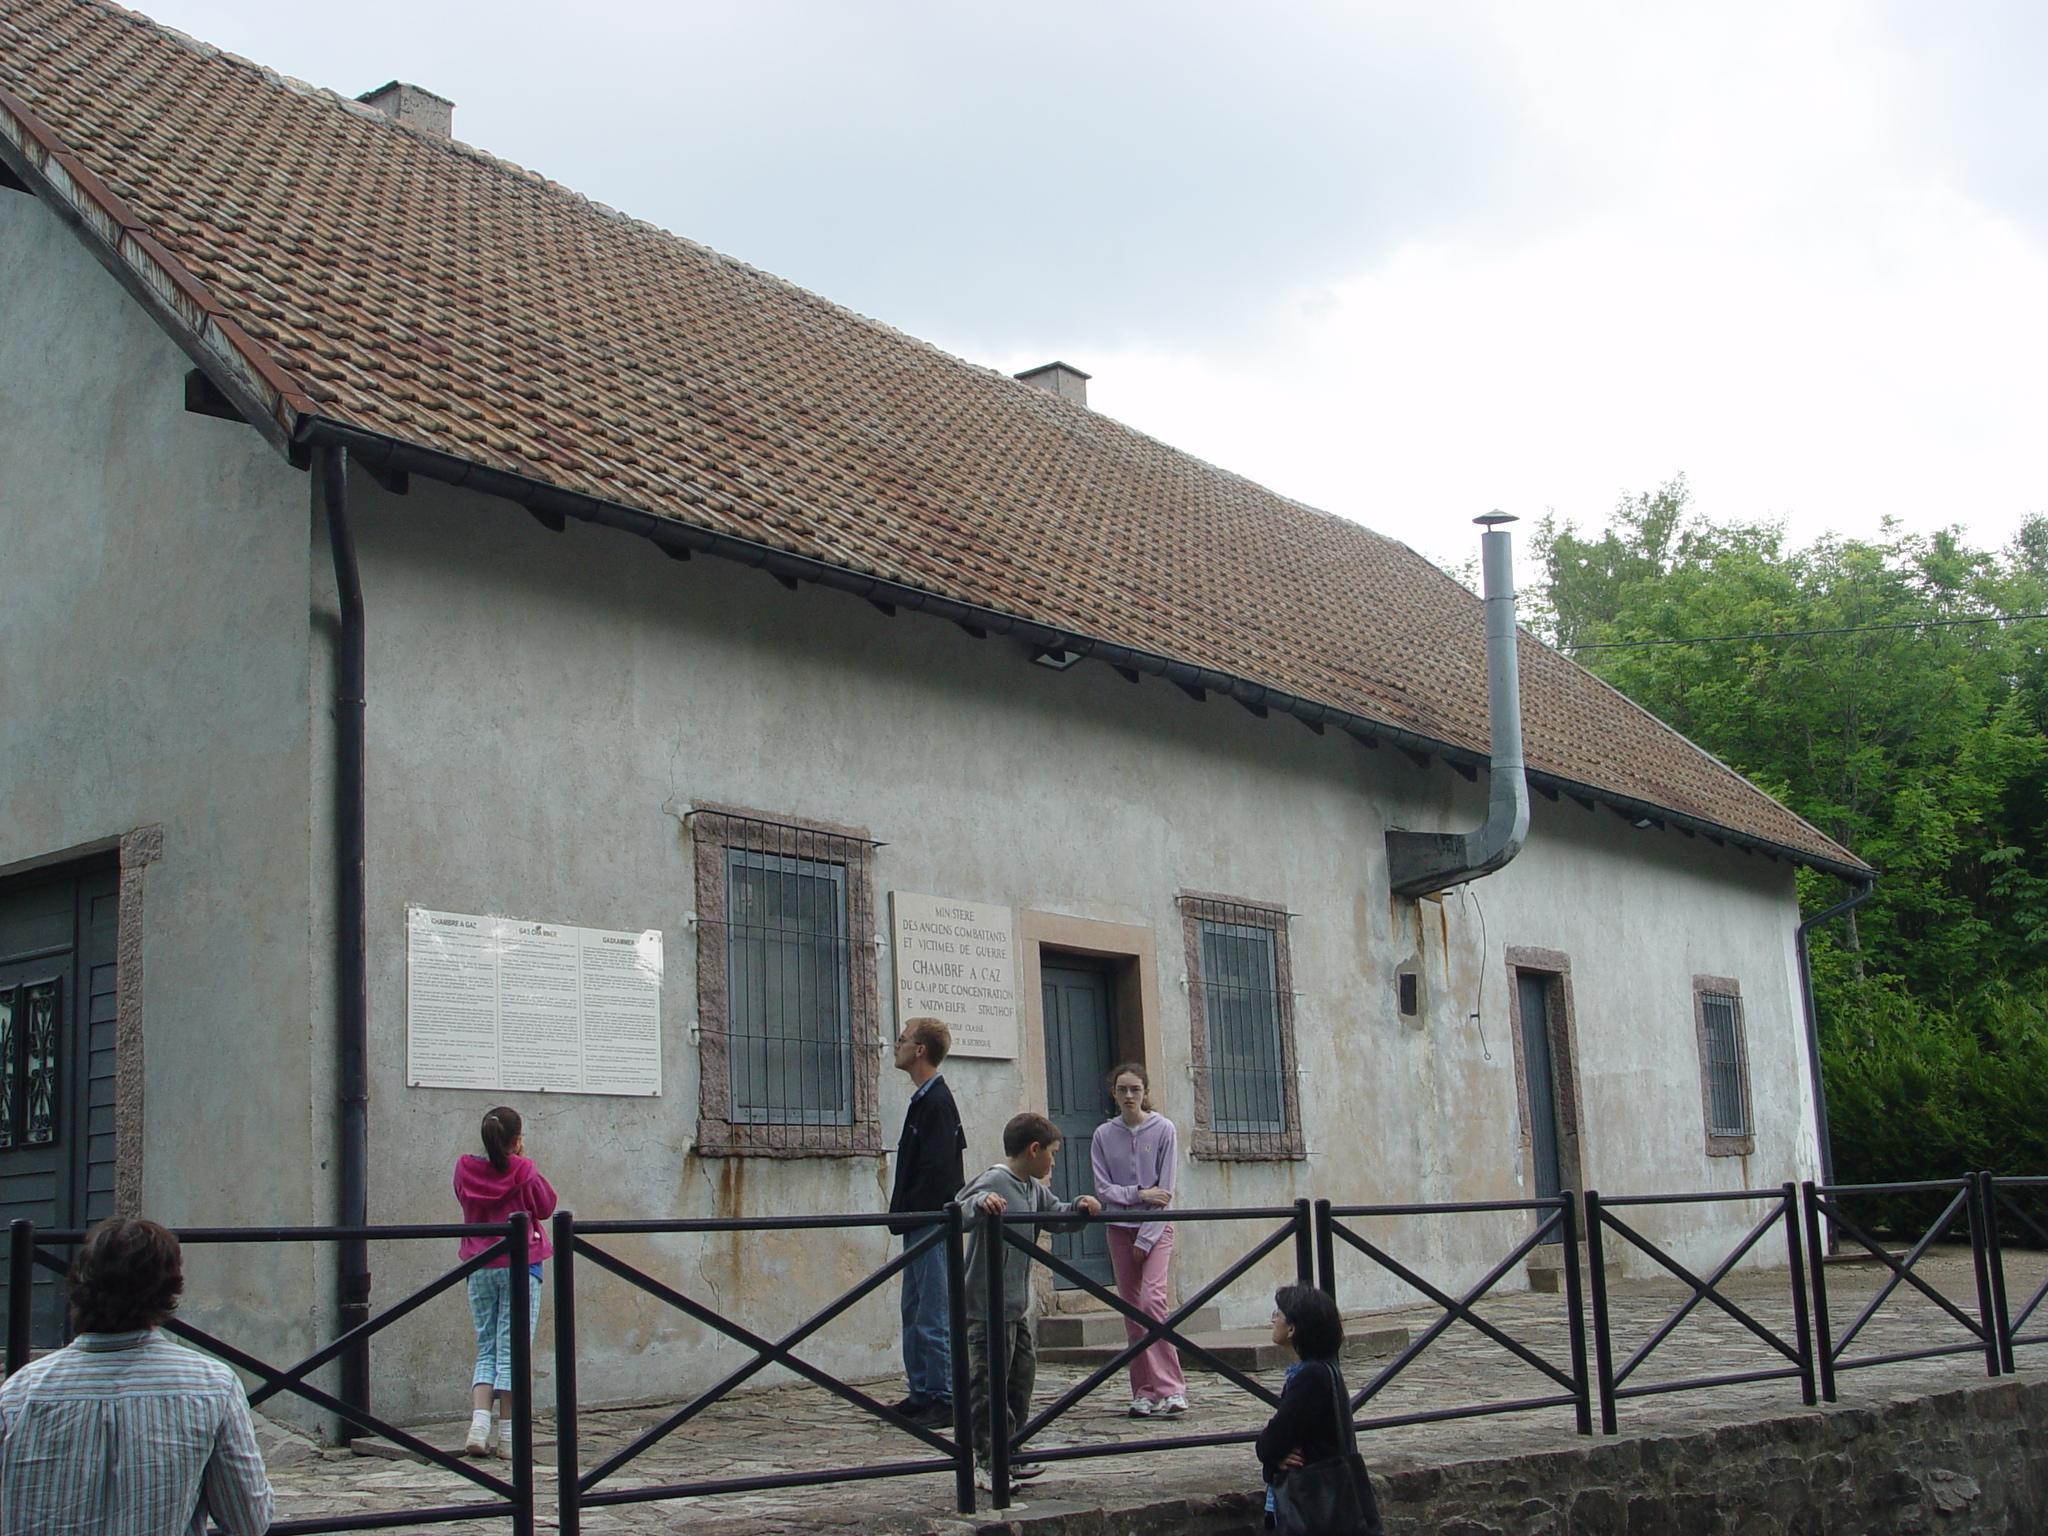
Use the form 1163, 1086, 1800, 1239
1530, 481, 2048, 1184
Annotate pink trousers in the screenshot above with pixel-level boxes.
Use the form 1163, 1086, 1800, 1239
1106, 1223, 1185, 1401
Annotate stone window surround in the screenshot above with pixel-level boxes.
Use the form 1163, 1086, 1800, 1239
0, 826, 158, 1218
1178, 890, 1305, 1162
1503, 947, 1587, 1198
689, 803, 882, 1159
1692, 973, 1756, 1158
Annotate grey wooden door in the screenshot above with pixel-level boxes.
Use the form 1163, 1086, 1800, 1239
1040, 961, 1115, 1288
0, 865, 118, 1346
1518, 972, 1563, 1242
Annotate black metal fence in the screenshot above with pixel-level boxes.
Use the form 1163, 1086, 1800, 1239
1802, 1176, 2001, 1397
6, 1216, 538, 1536
1584, 1184, 1812, 1432
5, 1177, 2044, 1532
551, 1207, 975, 1533
983, 1200, 1314, 1508
1985, 1173, 2048, 1372
1317, 1195, 1592, 1437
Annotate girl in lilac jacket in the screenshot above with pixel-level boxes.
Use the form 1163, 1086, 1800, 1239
1091, 1063, 1187, 1415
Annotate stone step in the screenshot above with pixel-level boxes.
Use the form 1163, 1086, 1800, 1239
1037, 1306, 1221, 1348
1039, 1320, 1410, 1374
1524, 1256, 1624, 1295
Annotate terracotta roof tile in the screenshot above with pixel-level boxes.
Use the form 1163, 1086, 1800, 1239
0, 0, 1866, 873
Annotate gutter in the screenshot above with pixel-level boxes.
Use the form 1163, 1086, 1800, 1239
320, 445, 373, 1419
1794, 875, 1876, 1188
1385, 514, 1531, 897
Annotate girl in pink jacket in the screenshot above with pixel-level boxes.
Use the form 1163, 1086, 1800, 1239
453, 1105, 557, 1457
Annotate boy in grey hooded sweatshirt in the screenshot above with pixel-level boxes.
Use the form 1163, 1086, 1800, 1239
955, 1111, 1101, 1482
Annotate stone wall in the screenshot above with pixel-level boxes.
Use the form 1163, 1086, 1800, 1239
1009, 1378, 2046, 1536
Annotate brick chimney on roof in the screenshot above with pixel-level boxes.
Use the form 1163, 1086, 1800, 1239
357, 81, 454, 138
1014, 361, 1090, 408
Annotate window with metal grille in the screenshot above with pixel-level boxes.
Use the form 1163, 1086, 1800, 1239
0, 979, 62, 1150
690, 806, 883, 1157
1692, 977, 1754, 1156
1180, 893, 1303, 1160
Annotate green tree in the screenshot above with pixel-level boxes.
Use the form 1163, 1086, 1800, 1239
1532, 487, 2048, 1183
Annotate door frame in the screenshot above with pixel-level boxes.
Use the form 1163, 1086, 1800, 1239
1015, 911, 1165, 1312
0, 827, 159, 1221
1504, 946, 1587, 1203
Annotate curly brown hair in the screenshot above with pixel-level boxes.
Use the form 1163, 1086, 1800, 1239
67, 1218, 184, 1333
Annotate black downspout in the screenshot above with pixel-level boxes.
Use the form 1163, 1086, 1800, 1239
1794, 875, 1875, 1190
322, 444, 372, 1422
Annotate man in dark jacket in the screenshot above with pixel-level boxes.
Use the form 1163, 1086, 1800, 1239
889, 1016, 966, 1427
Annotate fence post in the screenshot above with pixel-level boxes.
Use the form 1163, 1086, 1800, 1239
1779, 1182, 1816, 1407
505, 1215, 533, 1536
1313, 1199, 1336, 1302
1582, 1190, 1617, 1434
945, 1207, 974, 1516
553, 1211, 579, 1536
1558, 1194, 1592, 1436
6, 1220, 32, 1375
984, 1206, 1009, 1510
1293, 1198, 1315, 1289
1966, 1172, 2002, 1379
1981, 1174, 2016, 1374
1803, 1182, 1836, 1402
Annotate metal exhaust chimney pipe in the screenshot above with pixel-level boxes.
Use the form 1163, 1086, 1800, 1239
1385, 512, 1531, 897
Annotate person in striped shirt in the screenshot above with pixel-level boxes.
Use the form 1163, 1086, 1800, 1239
0, 1217, 274, 1535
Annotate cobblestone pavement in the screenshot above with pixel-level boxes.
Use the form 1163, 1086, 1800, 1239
254, 1245, 2038, 1532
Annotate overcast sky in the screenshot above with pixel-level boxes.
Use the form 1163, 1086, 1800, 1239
138, 0, 2046, 572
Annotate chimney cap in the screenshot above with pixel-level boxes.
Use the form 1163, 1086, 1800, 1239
357, 81, 455, 138
1014, 361, 1091, 407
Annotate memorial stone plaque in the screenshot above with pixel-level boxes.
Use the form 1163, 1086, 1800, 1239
890, 891, 1018, 1059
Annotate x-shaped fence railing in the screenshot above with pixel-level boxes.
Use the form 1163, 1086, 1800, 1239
11, 1176, 2047, 1532
1318, 1195, 1593, 1437
551, 1208, 976, 1533
1583, 1185, 1813, 1432
6, 1217, 536, 1536
1801, 1177, 2001, 1398
980, 1201, 1312, 1510
1978, 1174, 2046, 1374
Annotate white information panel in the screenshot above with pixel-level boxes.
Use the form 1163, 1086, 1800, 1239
890, 891, 1018, 1060
407, 907, 663, 1096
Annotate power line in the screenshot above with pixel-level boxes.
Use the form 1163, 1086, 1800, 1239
1565, 610, 2048, 653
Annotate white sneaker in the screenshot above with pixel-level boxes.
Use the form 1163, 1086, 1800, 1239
1159, 1394, 1188, 1417
492, 1427, 514, 1460
1126, 1396, 1156, 1418
462, 1413, 492, 1458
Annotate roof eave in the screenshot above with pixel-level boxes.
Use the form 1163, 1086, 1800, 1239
297, 415, 1874, 885
0, 84, 316, 453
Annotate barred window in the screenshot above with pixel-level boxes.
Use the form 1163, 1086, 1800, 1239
0, 979, 62, 1150
692, 807, 882, 1157
1692, 976, 1754, 1156
1180, 893, 1303, 1160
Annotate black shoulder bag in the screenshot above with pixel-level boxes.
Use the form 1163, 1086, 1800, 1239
1272, 1361, 1383, 1536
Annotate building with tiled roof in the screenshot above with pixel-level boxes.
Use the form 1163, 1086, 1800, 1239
1, 0, 1864, 1435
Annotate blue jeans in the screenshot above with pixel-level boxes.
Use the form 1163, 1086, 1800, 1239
900, 1236, 952, 1401
469, 1266, 542, 1393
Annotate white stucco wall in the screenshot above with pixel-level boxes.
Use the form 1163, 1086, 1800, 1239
0, 191, 328, 1373
338, 468, 1819, 1421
